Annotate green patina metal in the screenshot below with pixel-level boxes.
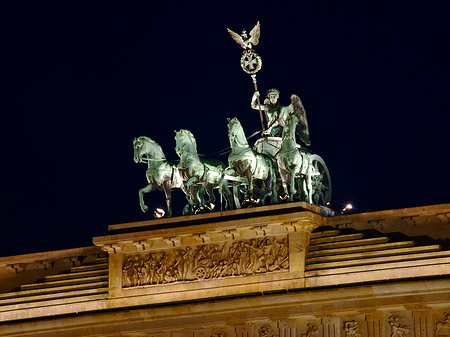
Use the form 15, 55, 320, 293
174, 129, 233, 213
132, 22, 332, 217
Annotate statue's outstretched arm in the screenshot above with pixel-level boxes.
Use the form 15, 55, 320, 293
251, 91, 263, 110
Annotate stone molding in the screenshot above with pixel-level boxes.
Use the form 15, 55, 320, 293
327, 204, 450, 240
0, 246, 99, 274
93, 210, 323, 255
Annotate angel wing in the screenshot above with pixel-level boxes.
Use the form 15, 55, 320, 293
227, 28, 245, 48
248, 21, 260, 47
290, 94, 311, 146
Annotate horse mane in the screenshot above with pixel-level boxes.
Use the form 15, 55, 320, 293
177, 129, 198, 152
282, 113, 298, 139
228, 117, 248, 146
137, 136, 166, 159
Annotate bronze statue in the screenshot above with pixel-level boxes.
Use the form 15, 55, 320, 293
276, 113, 309, 201
133, 136, 185, 217
174, 129, 233, 212
131, 21, 332, 218
226, 117, 278, 205
252, 90, 311, 145
227, 21, 260, 50
133, 136, 206, 217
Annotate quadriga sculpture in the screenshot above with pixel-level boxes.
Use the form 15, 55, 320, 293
174, 129, 233, 213
133, 136, 205, 217
226, 117, 278, 205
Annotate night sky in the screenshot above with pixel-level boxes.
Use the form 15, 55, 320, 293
3, 2, 449, 257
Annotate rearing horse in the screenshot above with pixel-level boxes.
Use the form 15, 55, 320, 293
133, 136, 185, 217
227, 117, 278, 205
174, 129, 233, 211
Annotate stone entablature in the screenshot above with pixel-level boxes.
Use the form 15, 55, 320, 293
1, 202, 450, 336
93, 203, 323, 306
0, 246, 103, 293
2, 279, 449, 336
327, 203, 450, 241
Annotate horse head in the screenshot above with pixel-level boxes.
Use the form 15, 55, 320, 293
133, 136, 165, 163
227, 117, 248, 148
133, 137, 146, 163
174, 129, 198, 156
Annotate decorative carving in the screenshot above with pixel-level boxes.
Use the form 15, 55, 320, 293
436, 213, 450, 223
6, 263, 25, 274
103, 244, 122, 254
39, 260, 52, 270
343, 321, 361, 337
211, 331, 228, 337
69, 256, 81, 266
258, 326, 277, 337
299, 323, 319, 337
401, 216, 418, 226
368, 219, 385, 230
122, 236, 289, 288
436, 313, 450, 336
388, 315, 411, 337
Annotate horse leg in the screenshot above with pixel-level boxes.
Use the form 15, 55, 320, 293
219, 179, 233, 210
184, 177, 199, 210
307, 173, 313, 204
244, 168, 256, 204
270, 167, 278, 204
298, 175, 308, 202
139, 183, 154, 213
204, 183, 216, 210
289, 167, 297, 201
279, 167, 289, 201
162, 181, 172, 217
180, 183, 194, 215
196, 185, 206, 207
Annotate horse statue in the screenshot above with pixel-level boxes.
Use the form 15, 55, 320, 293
276, 113, 310, 201
226, 117, 278, 205
174, 129, 233, 212
133, 136, 205, 217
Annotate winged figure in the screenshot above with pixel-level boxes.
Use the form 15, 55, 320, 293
290, 94, 311, 146
227, 21, 260, 49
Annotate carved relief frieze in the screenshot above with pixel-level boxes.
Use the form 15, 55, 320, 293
299, 323, 319, 337
388, 315, 411, 337
343, 321, 361, 337
210, 331, 229, 337
122, 236, 289, 288
436, 313, 450, 336
258, 325, 278, 337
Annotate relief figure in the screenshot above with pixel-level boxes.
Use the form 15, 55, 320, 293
122, 236, 289, 288
388, 315, 411, 337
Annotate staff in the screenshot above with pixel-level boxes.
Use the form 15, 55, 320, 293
227, 21, 266, 131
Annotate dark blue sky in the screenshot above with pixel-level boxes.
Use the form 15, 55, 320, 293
3, 2, 449, 257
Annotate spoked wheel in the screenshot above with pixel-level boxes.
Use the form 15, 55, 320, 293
308, 154, 332, 206
195, 266, 207, 280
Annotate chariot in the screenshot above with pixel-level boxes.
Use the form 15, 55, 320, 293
133, 21, 332, 217
225, 135, 331, 209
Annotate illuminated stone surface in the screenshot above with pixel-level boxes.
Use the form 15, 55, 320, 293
0, 202, 449, 337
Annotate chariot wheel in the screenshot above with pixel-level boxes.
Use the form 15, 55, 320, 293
308, 154, 332, 206
195, 266, 207, 280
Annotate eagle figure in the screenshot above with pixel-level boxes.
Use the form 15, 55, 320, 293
227, 21, 260, 50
